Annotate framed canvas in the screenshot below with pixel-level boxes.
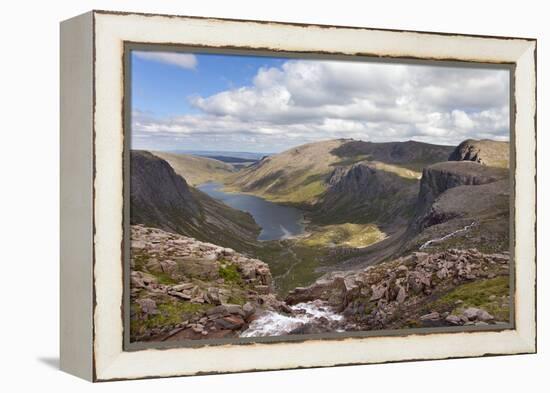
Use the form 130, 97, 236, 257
60, 10, 537, 381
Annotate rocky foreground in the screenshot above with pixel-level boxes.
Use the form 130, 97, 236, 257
286, 248, 510, 332
130, 225, 290, 342
131, 224, 510, 341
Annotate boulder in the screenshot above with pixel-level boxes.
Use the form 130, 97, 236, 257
136, 298, 157, 315
370, 283, 387, 301
224, 304, 246, 317
171, 283, 195, 292
168, 291, 192, 300
476, 309, 495, 322
445, 314, 462, 325
215, 315, 245, 330
243, 302, 256, 319
420, 311, 440, 321
159, 260, 177, 275
463, 307, 481, 320
396, 286, 407, 304
286, 277, 348, 310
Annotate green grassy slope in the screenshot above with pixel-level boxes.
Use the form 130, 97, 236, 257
152, 151, 236, 186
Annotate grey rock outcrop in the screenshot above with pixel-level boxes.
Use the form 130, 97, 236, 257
417, 161, 507, 213
448, 139, 509, 168
130, 225, 285, 342
409, 161, 509, 236
287, 249, 510, 330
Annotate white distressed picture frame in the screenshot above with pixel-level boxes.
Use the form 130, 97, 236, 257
60, 10, 536, 381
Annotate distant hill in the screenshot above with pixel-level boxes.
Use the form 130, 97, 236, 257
204, 155, 258, 164
330, 139, 455, 170
227, 139, 455, 229
151, 151, 235, 186
169, 150, 268, 161
448, 139, 509, 168
130, 151, 260, 252
227, 139, 345, 205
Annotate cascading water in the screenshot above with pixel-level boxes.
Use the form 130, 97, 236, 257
419, 221, 476, 250
240, 301, 344, 337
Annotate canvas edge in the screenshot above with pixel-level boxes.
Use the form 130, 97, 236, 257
89, 11, 537, 381
59, 11, 95, 381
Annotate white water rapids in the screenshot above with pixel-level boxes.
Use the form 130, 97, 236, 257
240, 301, 344, 337
419, 221, 476, 250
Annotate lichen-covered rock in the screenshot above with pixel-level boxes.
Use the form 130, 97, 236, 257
130, 225, 279, 342
298, 249, 510, 331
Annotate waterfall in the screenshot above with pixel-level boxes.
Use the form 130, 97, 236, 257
240, 301, 343, 338
419, 221, 476, 250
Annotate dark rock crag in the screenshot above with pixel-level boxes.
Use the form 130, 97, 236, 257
416, 161, 508, 217
131, 150, 260, 252
448, 139, 509, 168
316, 162, 418, 227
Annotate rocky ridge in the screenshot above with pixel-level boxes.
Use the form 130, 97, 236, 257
130, 225, 289, 341
404, 160, 510, 254
448, 139, 509, 168
286, 248, 510, 331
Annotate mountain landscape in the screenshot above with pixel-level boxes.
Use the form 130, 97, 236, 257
129, 138, 511, 342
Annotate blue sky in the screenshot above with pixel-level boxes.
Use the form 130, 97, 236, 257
131, 50, 509, 153
132, 52, 285, 119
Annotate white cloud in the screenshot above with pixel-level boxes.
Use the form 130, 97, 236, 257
134, 51, 197, 70
133, 59, 509, 152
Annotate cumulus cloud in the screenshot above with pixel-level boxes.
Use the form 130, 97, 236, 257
132, 59, 509, 152
134, 51, 197, 70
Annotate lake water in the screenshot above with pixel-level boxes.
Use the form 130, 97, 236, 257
197, 182, 305, 241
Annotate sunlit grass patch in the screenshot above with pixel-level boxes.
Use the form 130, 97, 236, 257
130, 300, 213, 335
370, 161, 422, 180
300, 223, 386, 248
431, 276, 510, 321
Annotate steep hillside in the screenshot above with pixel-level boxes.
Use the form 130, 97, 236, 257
330, 139, 455, 171
404, 161, 509, 254
314, 162, 418, 227
448, 139, 509, 168
227, 138, 454, 216
325, 158, 510, 272
152, 151, 235, 186
130, 151, 259, 252
227, 139, 345, 205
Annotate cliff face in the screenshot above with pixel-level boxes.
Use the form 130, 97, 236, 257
130, 151, 260, 252
316, 162, 417, 227
448, 139, 509, 168
326, 163, 392, 198
404, 160, 509, 254
416, 161, 508, 215
131, 150, 201, 228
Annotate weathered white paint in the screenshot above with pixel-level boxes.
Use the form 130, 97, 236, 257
87, 11, 536, 381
